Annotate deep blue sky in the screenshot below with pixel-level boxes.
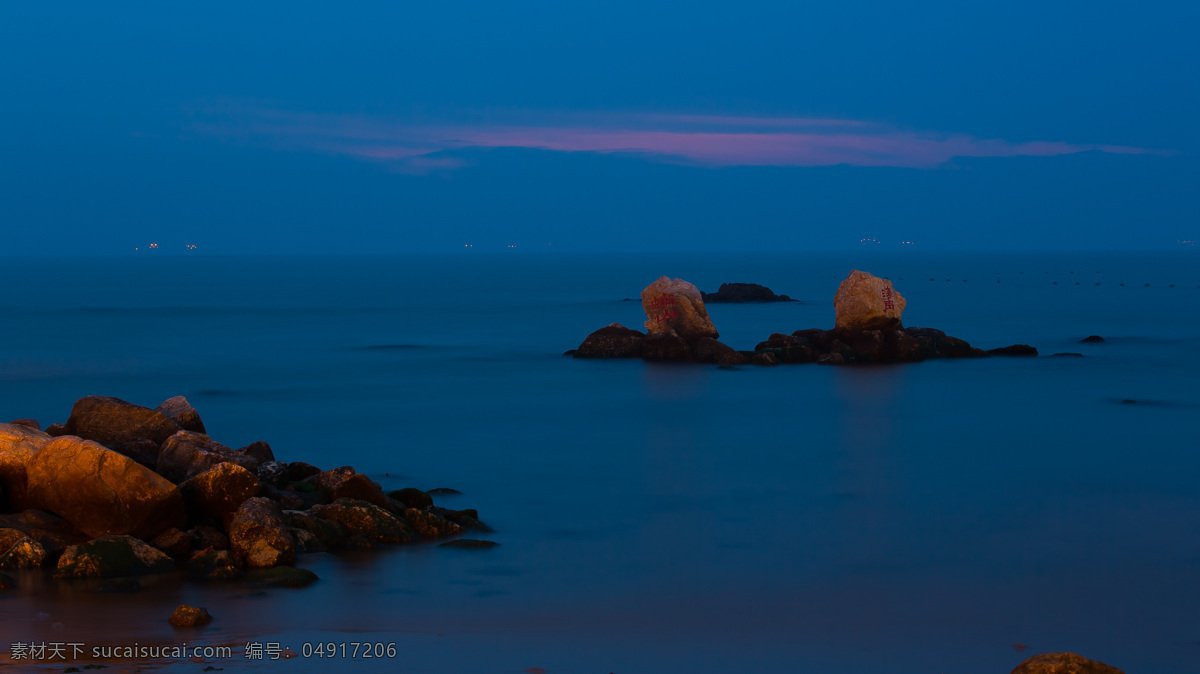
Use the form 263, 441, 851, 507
2, 1, 1196, 253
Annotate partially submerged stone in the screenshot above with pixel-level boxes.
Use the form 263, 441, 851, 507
403, 508, 462, 539
574, 323, 646, 358
692, 337, 747, 365
0, 537, 47, 569
311, 499, 413, 544
24, 435, 185, 539
439, 539, 499, 549
701, 282, 793, 303
641, 277, 719, 342
1010, 651, 1125, 674
168, 604, 213, 628
54, 535, 175, 579
833, 270, 906, 334
227, 497, 295, 569
245, 566, 319, 588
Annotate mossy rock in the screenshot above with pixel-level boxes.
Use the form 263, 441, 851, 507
245, 566, 318, 588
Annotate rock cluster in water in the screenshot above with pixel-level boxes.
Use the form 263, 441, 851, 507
701, 282, 795, 303
572, 270, 1038, 365
0, 396, 491, 589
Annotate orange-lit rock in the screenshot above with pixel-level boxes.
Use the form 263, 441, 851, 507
833, 270, 906, 333
24, 436, 185, 539
641, 276, 719, 342
155, 396, 206, 434
0, 423, 52, 510
63, 396, 182, 458
1010, 651, 1125, 674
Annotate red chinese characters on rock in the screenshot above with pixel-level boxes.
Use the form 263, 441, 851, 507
648, 294, 678, 321
881, 286, 895, 312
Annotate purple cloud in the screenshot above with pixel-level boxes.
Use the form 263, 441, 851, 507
192, 104, 1162, 171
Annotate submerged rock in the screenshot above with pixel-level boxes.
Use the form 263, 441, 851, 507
1010, 651, 1125, 674
692, 336, 747, 365
701, 282, 794, 303
24, 435, 185, 539
439, 539, 499, 549
245, 566, 319, 588
1080, 335, 1106, 343
54, 535, 175, 579
641, 276, 719, 342
988, 344, 1039, 356
574, 323, 646, 358
833, 270, 906, 334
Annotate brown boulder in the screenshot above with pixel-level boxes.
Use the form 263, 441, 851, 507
1010, 652, 1125, 674
692, 337, 747, 365
54, 535, 175, 578
63, 396, 181, 457
180, 462, 261, 523
833, 270, 906, 334
0, 537, 48, 569
311, 499, 413, 544
158, 431, 258, 483
168, 604, 213, 627
574, 323, 646, 358
641, 329, 692, 361
237, 441, 275, 464
0, 423, 52, 510
403, 508, 462, 539
330, 473, 390, 509
641, 276, 719, 342
8, 419, 40, 431
155, 396, 207, 434
227, 497, 295, 568
150, 527, 192, 559
24, 436, 185, 539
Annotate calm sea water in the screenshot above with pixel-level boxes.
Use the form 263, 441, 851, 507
1, 252, 1198, 673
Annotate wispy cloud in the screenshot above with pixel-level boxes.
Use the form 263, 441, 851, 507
191, 103, 1163, 172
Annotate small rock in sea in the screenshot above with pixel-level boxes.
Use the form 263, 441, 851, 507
1080, 335, 1105, 343
427, 484, 463, 496
700, 282, 795, 303
987, 345, 1039, 357
168, 604, 213, 628
92, 577, 142, 593
573, 323, 646, 359
388, 487, 434, 510
439, 539, 500, 550
1049, 352, 1084, 358
834, 270, 905, 333
244, 566, 319, 588
641, 276, 720, 342
1010, 651, 1125, 674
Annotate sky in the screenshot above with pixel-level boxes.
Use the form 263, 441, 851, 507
1, 1, 1197, 253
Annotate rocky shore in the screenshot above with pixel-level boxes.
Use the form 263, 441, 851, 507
0, 396, 491, 593
572, 271, 1039, 365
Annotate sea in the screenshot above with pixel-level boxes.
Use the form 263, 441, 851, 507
0, 251, 1197, 674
